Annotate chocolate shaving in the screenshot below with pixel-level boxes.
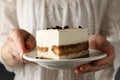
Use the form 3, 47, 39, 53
55, 26, 62, 29
51, 27, 57, 29
47, 25, 83, 30
47, 28, 50, 30
64, 26, 69, 29
78, 26, 82, 28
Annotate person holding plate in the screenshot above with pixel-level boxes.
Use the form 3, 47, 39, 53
0, 0, 119, 80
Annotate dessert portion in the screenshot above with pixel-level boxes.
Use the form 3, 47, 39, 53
36, 26, 89, 60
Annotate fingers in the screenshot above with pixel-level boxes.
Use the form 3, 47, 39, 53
76, 47, 115, 74
93, 53, 114, 66
8, 28, 36, 63
2, 28, 36, 66
6, 37, 32, 63
94, 42, 115, 66
9, 28, 36, 56
75, 35, 115, 74
6, 37, 22, 62
10, 29, 28, 56
75, 61, 113, 74
88, 35, 115, 66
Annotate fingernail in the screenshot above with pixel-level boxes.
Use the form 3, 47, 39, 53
80, 66, 90, 73
80, 67, 83, 71
75, 70, 81, 74
75, 67, 82, 74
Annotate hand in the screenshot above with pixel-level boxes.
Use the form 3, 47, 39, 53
1, 28, 36, 66
75, 35, 115, 74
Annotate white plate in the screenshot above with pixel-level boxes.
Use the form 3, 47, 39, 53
23, 49, 106, 70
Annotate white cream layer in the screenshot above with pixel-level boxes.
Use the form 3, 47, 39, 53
36, 28, 88, 47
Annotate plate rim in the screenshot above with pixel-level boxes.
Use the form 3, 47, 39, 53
23, 49, 107, 63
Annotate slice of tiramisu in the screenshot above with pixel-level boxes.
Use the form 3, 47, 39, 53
36, 26, 89, 60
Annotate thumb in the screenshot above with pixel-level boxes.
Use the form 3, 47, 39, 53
25, 35, 36, 50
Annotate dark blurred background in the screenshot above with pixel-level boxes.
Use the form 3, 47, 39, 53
115, 68, 120, 80
0, 63, 15, 80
